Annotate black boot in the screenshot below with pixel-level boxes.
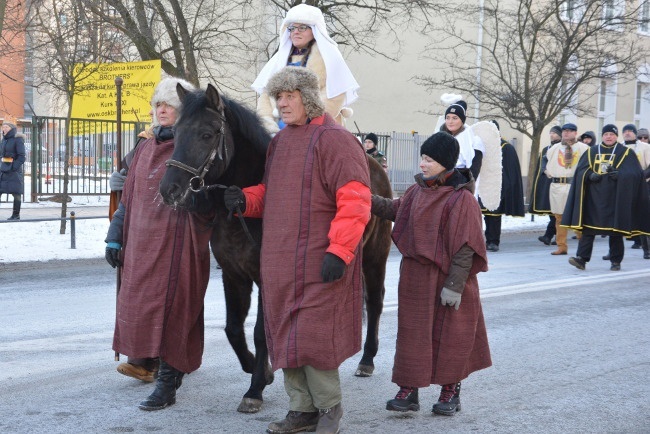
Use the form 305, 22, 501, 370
432, 382, 461, 416
7, 196, 20, 220
138, 360, 184, 411
386, 386, 419, 412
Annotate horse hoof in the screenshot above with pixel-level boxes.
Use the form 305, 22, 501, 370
237, 397, 263, 413
355, 364, 374, 377
265, 370, 275, 385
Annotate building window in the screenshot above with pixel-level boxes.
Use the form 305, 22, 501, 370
640, 0, 650, 33
634, 81, 650, 126
562, 0, 584, 22
603, 0, 625, 31
598, 78, 617, 129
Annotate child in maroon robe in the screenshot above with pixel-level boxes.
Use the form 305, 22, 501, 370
371, 131, 492, 416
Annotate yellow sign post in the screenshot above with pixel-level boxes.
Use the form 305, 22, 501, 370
71, 60, 161, 122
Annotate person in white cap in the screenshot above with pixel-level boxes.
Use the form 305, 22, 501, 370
252, 4, 359, 134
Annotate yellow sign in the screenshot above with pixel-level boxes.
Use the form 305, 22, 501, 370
71, 60, 161, 122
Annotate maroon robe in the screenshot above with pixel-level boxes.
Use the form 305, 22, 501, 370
390, 178, 491, 387
259, 114, 371, 371
113, 136, 213, 373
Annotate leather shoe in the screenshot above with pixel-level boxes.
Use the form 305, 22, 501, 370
602, 253, 611, 261
610, 263, 621, 271
267, 410, 319, 434
538, 235, 551, 245
644, 252, 650, 260
569, 256, 586, 270
117, 362, 156, 383
631, 243, 642, 249
550, 250, 567, 255
316, 403, 343, 434
486, 243, 499, 252
386, 387, 420, 412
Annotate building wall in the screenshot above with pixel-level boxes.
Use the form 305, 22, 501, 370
0, 0, 26, 123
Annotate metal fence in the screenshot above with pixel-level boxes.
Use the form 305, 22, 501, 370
26, 116, 146, 201
356, 131, 429, 196
17, 122, 427, 203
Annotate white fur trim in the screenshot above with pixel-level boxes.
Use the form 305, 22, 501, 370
440, 93, 463, 105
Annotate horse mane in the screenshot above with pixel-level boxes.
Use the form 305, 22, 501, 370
221, 95, 271, 156
179, 89, 270, 158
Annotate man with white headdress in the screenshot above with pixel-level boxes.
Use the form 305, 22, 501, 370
252, 3, 359, 134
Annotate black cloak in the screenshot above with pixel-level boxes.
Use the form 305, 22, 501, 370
480, 139, 525, 216
561, 143, 650, 235
528, 143, 553, 214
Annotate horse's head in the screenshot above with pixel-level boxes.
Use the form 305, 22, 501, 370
160, 83, 235, 212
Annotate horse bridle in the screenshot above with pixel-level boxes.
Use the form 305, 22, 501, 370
164, 107, 257, 247
165, 107, 229, 193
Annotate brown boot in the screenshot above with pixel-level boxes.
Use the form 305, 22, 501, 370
267, 411, 319, 434
550, 249, 567, 255
316, 403, 342, 434
117, 362, 157, 382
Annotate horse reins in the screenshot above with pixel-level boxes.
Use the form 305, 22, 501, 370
164, 107, 257, 247
165, 108, 228, 193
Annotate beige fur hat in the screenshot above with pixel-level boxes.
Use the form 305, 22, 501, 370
266, 66, 325, 119
150, 76, 195, 126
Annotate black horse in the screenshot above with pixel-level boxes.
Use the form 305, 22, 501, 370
159, 84, 392, 413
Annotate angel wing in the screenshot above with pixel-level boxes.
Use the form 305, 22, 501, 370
471, 121, 503, 211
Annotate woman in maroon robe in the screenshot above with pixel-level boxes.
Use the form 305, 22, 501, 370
105, 77, 214, 412
371, 131, 492, 416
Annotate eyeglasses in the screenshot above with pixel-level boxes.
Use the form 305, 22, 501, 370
640, 136, 649, 139
287, 25, 310, 33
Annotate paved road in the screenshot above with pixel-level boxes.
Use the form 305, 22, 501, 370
1, 231, 649, 433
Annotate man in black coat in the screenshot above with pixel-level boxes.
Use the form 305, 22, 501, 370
0, 122, 26, 220
530, 125, 562, 245
563, 124, 650, 271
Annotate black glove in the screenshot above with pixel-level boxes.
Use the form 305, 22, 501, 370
589, 172, 602, 183
608, 171, 618, 181
321, 253, 346, 282
105, 242, 122, 268
224, 185, 246, 214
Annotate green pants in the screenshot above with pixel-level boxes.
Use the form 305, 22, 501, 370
283, 366, 341, 412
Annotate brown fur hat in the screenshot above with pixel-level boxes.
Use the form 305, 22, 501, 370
266, 66, 325, 119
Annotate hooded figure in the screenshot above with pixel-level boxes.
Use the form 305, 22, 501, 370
252, 4, 359, 133
0, 122, 26, 220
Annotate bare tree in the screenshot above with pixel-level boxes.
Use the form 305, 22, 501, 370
417, 0, 648, 196
28, 0, 126, 233
264, 0, 440, 60
80, 0, 260, 90
79, 0, 443, 92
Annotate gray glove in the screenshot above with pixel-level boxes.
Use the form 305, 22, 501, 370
110, 168, 127, 191
440, 287, 462, 310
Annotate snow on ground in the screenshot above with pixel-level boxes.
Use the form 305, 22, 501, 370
1, 193, 549, 264
0, 195, 111, 264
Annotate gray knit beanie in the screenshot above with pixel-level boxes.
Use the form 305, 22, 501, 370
266, 66, 325, 119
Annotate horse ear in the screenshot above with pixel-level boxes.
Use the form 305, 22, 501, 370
206, 83, 225, 112
176, 83, 189, 102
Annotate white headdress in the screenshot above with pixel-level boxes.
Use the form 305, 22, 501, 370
251, 4, 359, 106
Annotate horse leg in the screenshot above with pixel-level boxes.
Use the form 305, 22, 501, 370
237, 290, 274, 413
222, 272, 256, 374
356, 250, 387, 377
